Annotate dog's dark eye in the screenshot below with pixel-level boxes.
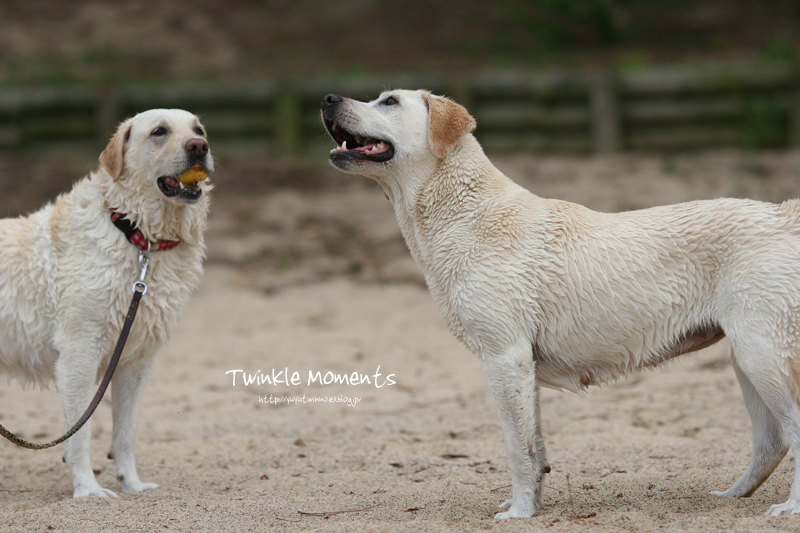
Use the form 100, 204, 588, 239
151, 126, 167, 137
195, 127, 205, 136
382, 96, 399, 106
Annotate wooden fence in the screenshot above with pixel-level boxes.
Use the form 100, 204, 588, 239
1, 62, 799, 157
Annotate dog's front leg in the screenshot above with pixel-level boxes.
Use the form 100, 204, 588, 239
110, 356, 158, 493
483, 340, 543, 519
54, 352, 118, 498
501, 374, 549, 511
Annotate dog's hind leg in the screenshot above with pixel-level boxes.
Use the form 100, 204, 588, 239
711, 358, 787, 498
761, 387, 800, 514
110, 356, 158, 493
729, 338, 800, 515
484, 339, 543, 519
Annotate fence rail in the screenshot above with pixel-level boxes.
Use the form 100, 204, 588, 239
1, 62, 799, 156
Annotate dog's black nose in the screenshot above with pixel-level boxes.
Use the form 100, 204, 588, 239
321, 94, 344, 110
185, 138, 208, 157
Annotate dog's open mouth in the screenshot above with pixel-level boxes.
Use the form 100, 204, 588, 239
157, 174, 203, 202
324, 118, 394, 163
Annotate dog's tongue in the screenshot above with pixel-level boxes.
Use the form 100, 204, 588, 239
354, 141, 389, 155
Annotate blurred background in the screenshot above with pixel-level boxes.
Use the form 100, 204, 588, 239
2, 0, 800, 289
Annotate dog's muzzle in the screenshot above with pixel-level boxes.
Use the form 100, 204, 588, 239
321, 95, 395, 165
157, 139, 212, 203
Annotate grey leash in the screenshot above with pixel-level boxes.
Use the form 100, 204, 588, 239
0, 250, 150, 449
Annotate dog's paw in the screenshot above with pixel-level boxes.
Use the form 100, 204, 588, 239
495, 507, 535, 520
122, 481, 159, 494
73, 485, 119, 498
501, 496, 543, 512
710, 489, 738, 498
495, 501, 535, 519
765, 501, 800, 516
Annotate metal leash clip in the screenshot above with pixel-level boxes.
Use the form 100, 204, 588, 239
132, 243, 150, 295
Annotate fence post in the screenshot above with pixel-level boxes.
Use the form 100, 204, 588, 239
276, 90, 301, 157
590, 69, 621, 154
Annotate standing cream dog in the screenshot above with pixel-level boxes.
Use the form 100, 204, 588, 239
0, 109, 212, 498
322, 90, 800, 517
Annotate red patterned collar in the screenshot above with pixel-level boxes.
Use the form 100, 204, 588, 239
109, 209, 181, 252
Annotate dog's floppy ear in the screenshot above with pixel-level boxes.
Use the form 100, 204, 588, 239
423, 92, 476, 158
99, 120, 132, 181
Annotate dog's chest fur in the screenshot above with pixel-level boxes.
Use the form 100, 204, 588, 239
395, 141, 550, 357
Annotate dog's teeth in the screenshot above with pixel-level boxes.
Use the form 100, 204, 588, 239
377, 141, 386, 149
355, 135, 364, 144
341, 141, 347, 150
179, 181, 185, 189
332, 122, 338, 131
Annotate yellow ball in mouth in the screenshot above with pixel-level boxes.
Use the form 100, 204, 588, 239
178, 165, 208, 184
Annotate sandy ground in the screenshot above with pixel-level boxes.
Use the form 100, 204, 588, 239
3, 152, 800, 531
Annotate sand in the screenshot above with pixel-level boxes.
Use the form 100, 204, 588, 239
2, 151, 800, 532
